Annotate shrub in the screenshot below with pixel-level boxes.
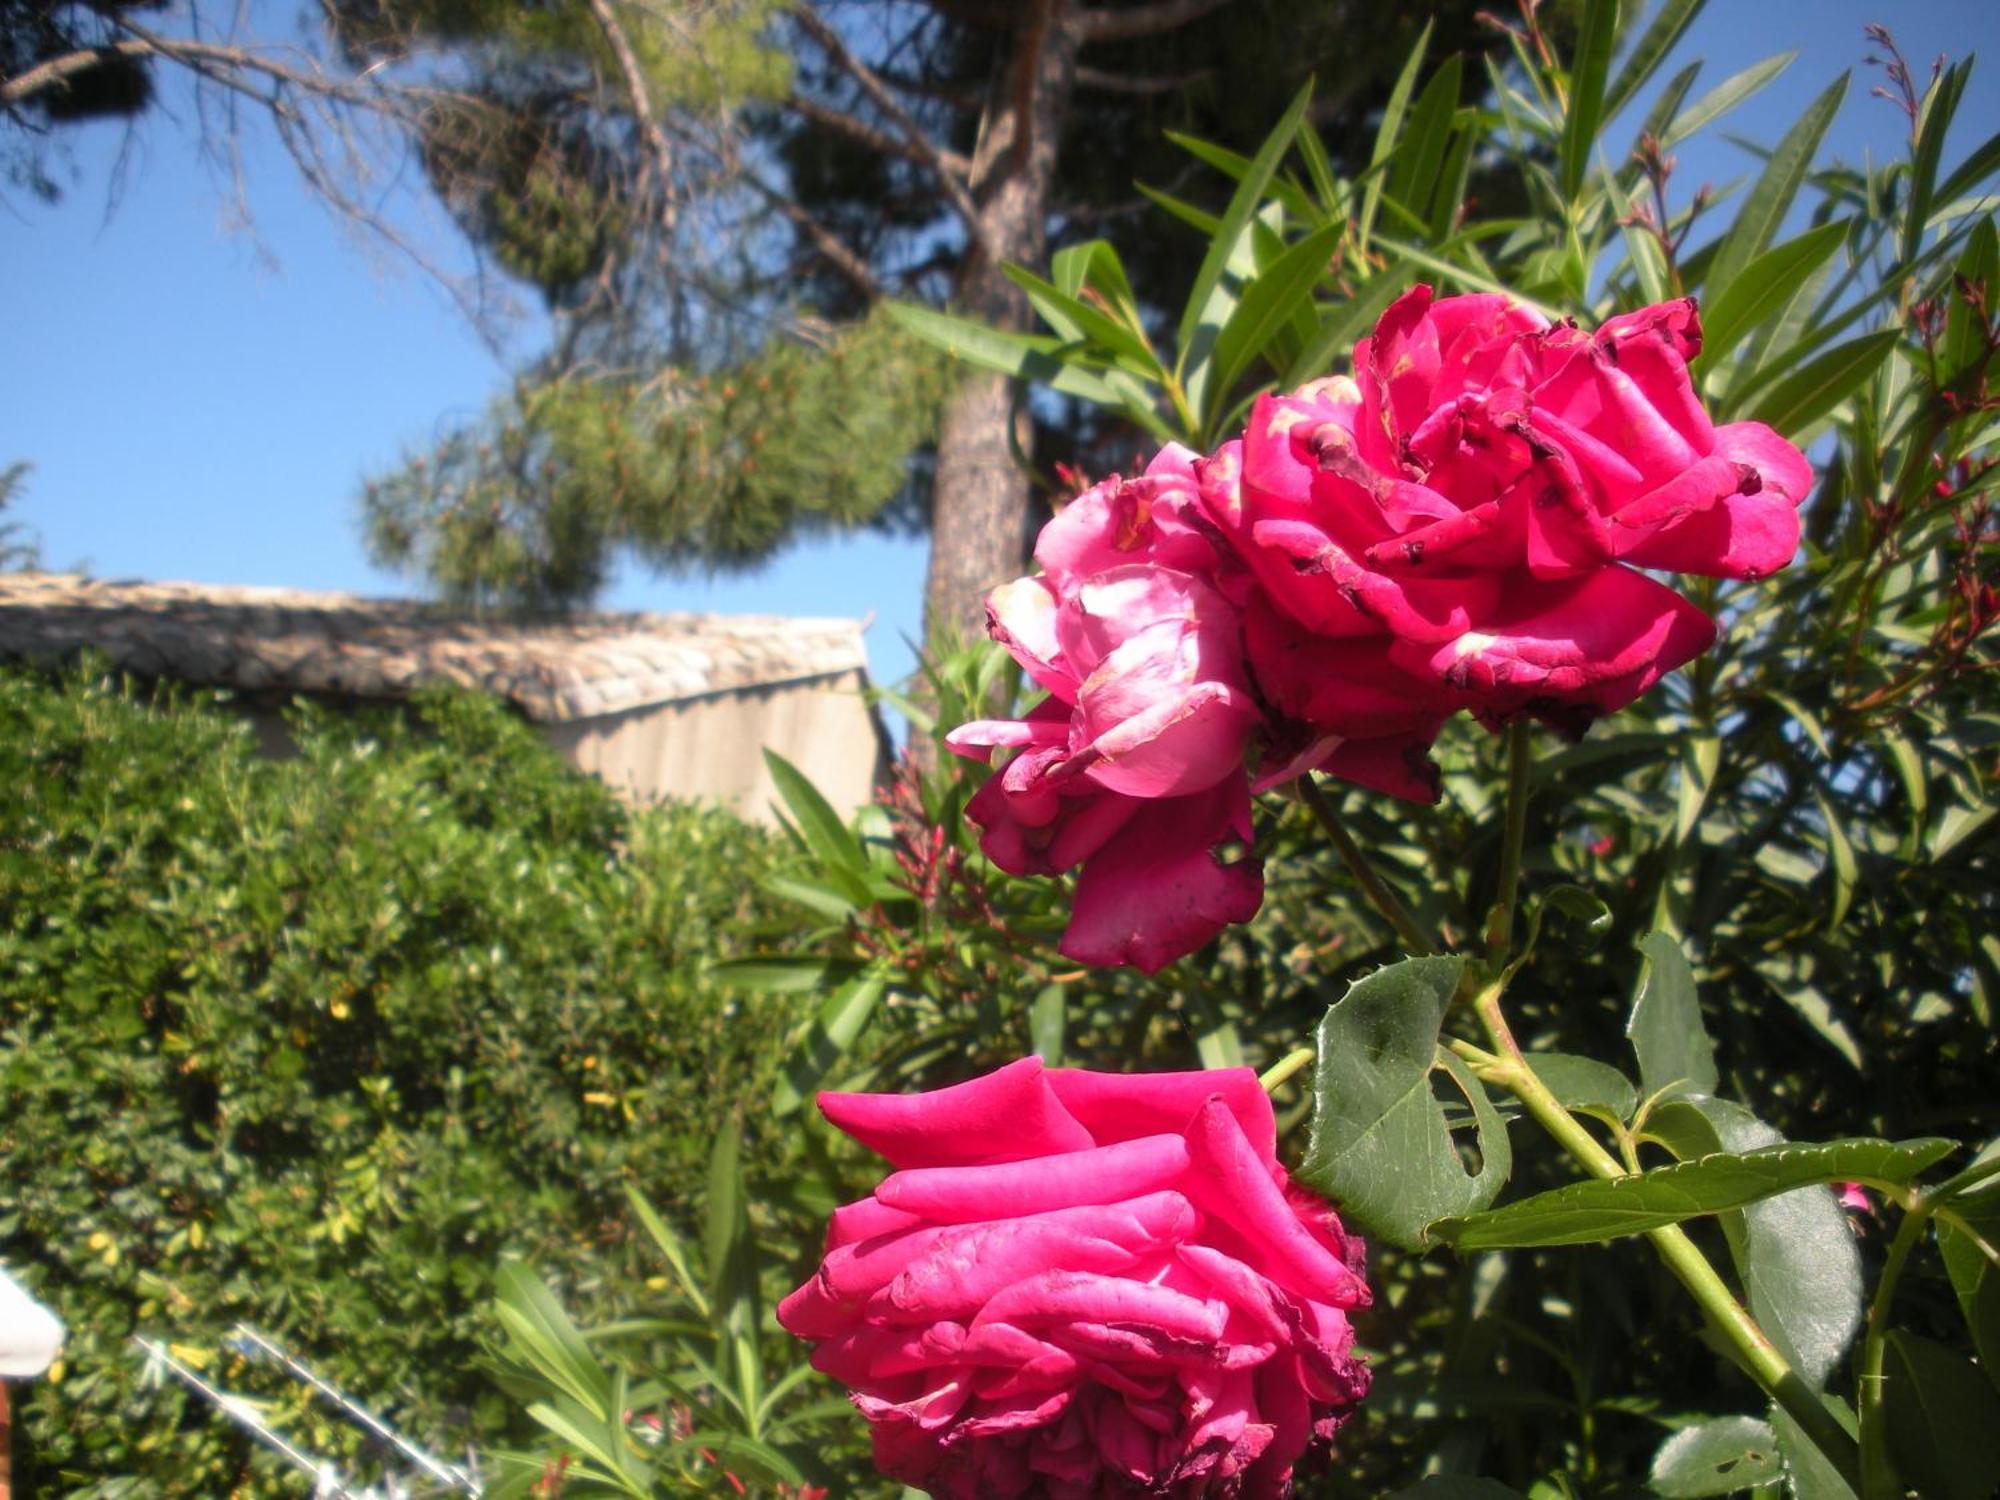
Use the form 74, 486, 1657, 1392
0, 667, 797, 1494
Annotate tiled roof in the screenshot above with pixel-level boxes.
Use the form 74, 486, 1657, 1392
0, 573, 872, 723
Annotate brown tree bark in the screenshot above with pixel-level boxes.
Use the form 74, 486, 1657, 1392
922, 0, 1081, 648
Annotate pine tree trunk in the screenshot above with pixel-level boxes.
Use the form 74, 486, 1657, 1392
922, 1, 1079, 648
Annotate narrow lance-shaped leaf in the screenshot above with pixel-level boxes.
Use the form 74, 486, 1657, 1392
1203, 222, 1345, 437
772, 967, 889, 1116
1696, 219, 1851, 370
1702, 72, 1847, 300
1904, 57, 1973, 265
1429, 1136, 1956, 1250
1358, 22, 1433, 254
1936, 1186, 2000, 1396
1557, 0, 1618, 203
1747, 329, 1901, 439
1603, 0, 1708, 123
1661, 52, 1794, 150
1389, 53, 1464, 224
1175, 81, 1313, 361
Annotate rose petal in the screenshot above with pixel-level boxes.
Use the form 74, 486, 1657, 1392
819, 1056, 1093, 1169
874, 1134, 1192, 1222
1061, 778, 1263, 973
1044, 1065, 1276, 1161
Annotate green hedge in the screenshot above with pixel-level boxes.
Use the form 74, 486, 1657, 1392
0, 667, 796, 1494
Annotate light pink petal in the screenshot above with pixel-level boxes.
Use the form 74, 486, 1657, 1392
943, 713, 1067, 765
819, 1055, 1092, 1169
1062, 777, 1262, 973
985, 576, 1071, 695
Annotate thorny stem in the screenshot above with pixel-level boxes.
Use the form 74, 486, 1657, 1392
1297, 775, 1437, 956
1857, 1192, 1929, 1499
1460, 981, 1864, 1492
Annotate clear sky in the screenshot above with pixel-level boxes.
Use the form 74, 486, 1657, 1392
5, 2, 1997, 700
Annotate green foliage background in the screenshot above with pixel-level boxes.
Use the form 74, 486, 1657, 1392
0, 670, 800, 1494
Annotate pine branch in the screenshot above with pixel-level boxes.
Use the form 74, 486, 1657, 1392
1073, 63, 1212, 95
788, 1, 985, 241
1075, 0, 1231, 44
581, 0, 679, 231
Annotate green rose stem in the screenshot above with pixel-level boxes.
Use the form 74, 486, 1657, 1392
1297, 775, 1437, 956
1855, 1152, 2000, 1497
1458, 729, 1864, 1491
1449, 989, 1862, 1491
1486, 721, 1534, 959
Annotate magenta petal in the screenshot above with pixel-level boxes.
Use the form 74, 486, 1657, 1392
1406, 567, 1716, 725
875, 1134, 1192, 1222
1181, 1098, 1369, 1306
1061, 777, 1263, 973
1045, 1065, 1276, 1161
820, 1056, 1093, 1169
976, 1270, 1228, 1344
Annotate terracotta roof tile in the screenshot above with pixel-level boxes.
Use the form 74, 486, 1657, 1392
0, 574, 872, 723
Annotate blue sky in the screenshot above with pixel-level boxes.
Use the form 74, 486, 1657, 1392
5, 1, 1996, 698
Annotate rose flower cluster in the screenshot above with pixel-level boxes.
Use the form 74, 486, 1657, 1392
949, 286, 1813, 970
778, 1059, 1370, 1498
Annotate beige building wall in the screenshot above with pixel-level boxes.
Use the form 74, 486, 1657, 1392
543, 669, 887, 824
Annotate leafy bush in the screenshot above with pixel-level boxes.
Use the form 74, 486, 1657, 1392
0, 667, 799, 1495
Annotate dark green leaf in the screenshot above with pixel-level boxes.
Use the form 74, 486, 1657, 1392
1649, 1415, 1782, 1496
1647, 1097, 1863, 1389
1747, 329, 1900, 437
707, 954, 843, 993
702, 1118, 745, 1297
1176, 81, 1313, 359
1934, 125, 2000, 211
1769, 1399, 1858, 1499
1882, 1330, 2000, 1500
1386, 1480, 1526, 1500
1282, 274, 1407, 387
1558, 0, 1618, 201
1206, 222, 1345, 423
1704, 73, 1847, 307
1302, 955, 1512, 1250
1904, 58, 1973, 265
1627, 931, 1718, 1100
1941, 216, 1999, 387
773, 968, 888, 1116
1696, 219, 1850, 368
1662, 53, 1794, 149
1529, 1053, 1637, 1124
1604, 0, 1708, 123
1359, 22, 1433, 251
1390, 54, 1465, 222
1936, 1188, 2000, 1394
1431, 1136, 1954, 1249
763, 749, 871, 903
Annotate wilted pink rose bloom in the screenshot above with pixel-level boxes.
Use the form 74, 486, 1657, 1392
947, 447, 1265, 972
1225, 286, 1813, 729
778, 1058, 1371, 1499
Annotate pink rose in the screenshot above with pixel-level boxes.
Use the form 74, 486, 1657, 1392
1224, 287, 1813, 729
947, 448, 1266, 972
778, 1058, 1371, 1499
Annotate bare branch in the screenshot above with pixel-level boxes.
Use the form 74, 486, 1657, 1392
1073, 63, 1211, 95
3, 40, 146, 108
788, 1, 985, 241
743, 171, 881, 300
1075, 0, 1231, 44
918, 0, 1021, 26
582, 0, 678, 230
786, 93, 970, 176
